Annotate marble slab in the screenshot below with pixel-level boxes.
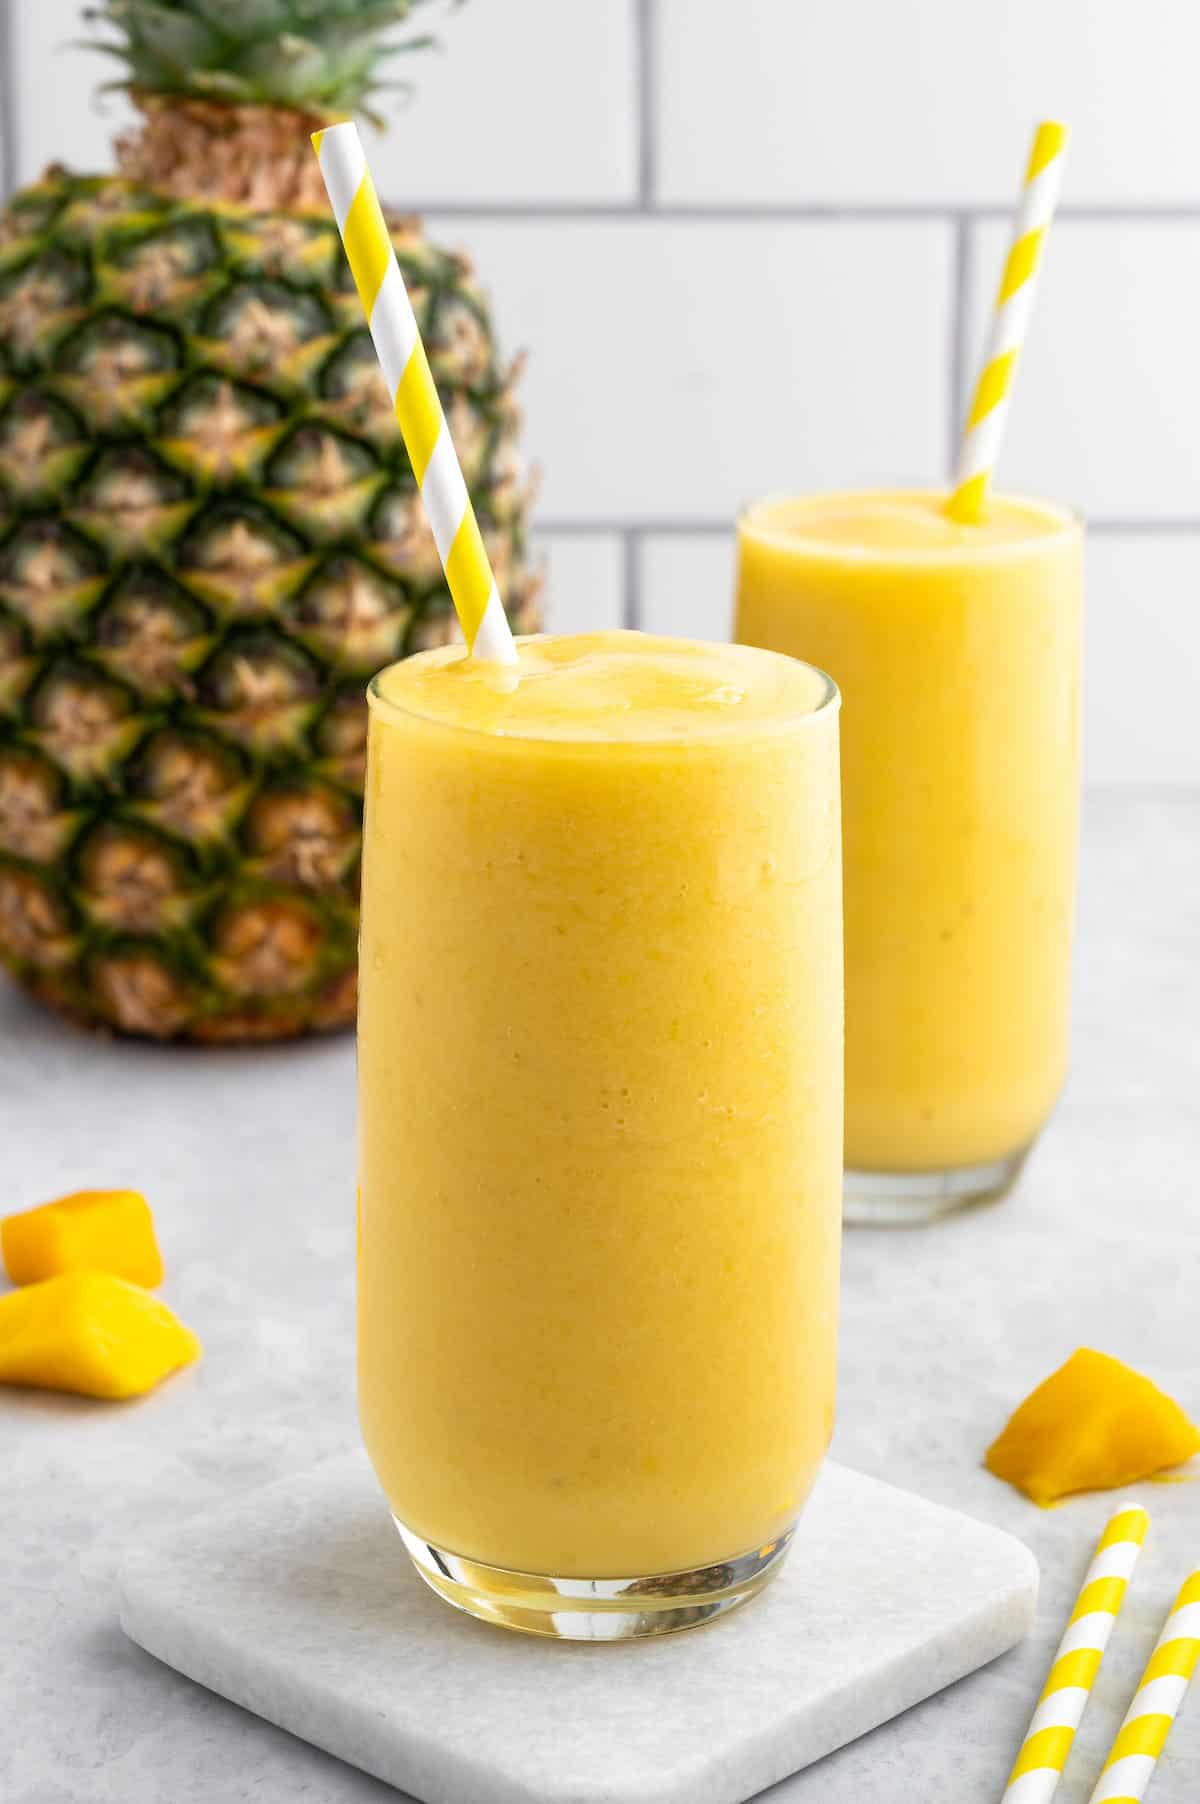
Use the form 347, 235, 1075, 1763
116, 1450, 1037, 1804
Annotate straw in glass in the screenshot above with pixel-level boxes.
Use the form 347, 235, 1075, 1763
1000, 1504, 1149, 1804
311, 121, 517, 664
947, 120, 1070, 524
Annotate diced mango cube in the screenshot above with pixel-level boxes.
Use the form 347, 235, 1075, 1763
986, 1347, 1200, 1506
0, 1271, 200, 1400
2, 1188, 163, 1287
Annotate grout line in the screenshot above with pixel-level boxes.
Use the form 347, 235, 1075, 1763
536, 517, 1200, 538
1085, 518, 1200, 535
421, 202, 965, 220
623, 531, 642, 629
0, 0, 17, 200
422, 201, 1200, 223
537, 520, 733, 538
634, 0, 657, 209
1085, 781, 1200, 798
979, 203, 1200, 222
946, 215, 971, 481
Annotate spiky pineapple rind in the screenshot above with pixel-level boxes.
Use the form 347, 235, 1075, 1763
0, 167, 539, 1039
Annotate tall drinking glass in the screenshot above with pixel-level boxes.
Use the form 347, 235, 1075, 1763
357, 631, 843, 1638
736, 490, 1083, 1223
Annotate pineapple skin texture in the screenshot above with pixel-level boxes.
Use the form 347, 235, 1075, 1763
0, 169, 539, 1040
2, 1188, 164, 1288
0, 1270, 200, 1399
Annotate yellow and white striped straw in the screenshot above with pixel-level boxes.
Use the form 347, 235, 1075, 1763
1000, 1504, 1149, 1804
1087, 1569, 1200, 1804
312, 121, 516, 664
948, 120, 1070, 524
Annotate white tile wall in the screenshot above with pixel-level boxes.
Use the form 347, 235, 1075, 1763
0, 48, 8, 196
1085, 536, 1200, 786
431, 218, 951, 524
368, 2, 638, 206
656, 0, 1200, 208
12, 0, 638, 202
639, 535, 734, 642
12, 1, 138, 183
534, 534, 626, 637
965, 221, 1200, 522
4, 0, 1198, 785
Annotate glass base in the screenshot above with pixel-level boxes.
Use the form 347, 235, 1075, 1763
393, 1517, 795, 1640
843, 1144, 1030, 1225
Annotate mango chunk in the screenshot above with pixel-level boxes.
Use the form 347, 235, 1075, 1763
0, 1271, 200, 1399
986, 1347, 1200, 1506
2, 1189, 163, 1287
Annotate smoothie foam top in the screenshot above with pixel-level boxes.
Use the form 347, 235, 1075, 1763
371, 631, 835, 743
741, 489, 1079, 559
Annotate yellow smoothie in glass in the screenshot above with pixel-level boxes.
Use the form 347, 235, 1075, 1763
357, 631, 843, 1633
736, 491, 1082, 1214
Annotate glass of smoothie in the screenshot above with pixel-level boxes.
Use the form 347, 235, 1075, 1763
357, 631, 843, 1638
736, 490, 1083, 1224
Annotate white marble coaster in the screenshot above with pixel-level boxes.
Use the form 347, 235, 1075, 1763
117, 1451, 1036, 1804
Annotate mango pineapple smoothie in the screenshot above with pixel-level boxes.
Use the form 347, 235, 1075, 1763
357, 632, 843, 1602
736, 491, 1083, 1194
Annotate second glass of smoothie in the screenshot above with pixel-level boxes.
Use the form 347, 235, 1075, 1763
736, 490, 1083, 1223
357, 631, 843, 1637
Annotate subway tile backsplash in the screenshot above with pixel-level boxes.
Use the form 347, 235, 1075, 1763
5, 0, 1197, 785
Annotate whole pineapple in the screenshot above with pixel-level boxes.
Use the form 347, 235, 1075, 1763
0, 0, 539, 1040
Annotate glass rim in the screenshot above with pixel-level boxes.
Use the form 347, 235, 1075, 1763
737, 486, 1083, 565
366, 632, 841, 747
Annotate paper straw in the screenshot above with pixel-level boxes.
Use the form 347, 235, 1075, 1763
1086, 1569, 1200, 1803
947, 120, 1070, 524
1000, 1504, 1149, 1804
312, 121, 516, 664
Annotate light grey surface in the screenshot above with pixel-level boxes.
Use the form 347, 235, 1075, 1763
116, 1452, 1036, 1804
2, 790, 1199, 1803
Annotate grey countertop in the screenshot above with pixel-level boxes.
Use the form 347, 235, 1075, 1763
3, 790, 1199, 1804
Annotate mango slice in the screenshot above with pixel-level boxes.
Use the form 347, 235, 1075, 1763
986, 1347, 1200, 1506
2, 1188, 163, 1288
0, 1271, 200, 1399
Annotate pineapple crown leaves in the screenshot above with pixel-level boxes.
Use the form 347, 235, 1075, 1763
81, 0, 454, 119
